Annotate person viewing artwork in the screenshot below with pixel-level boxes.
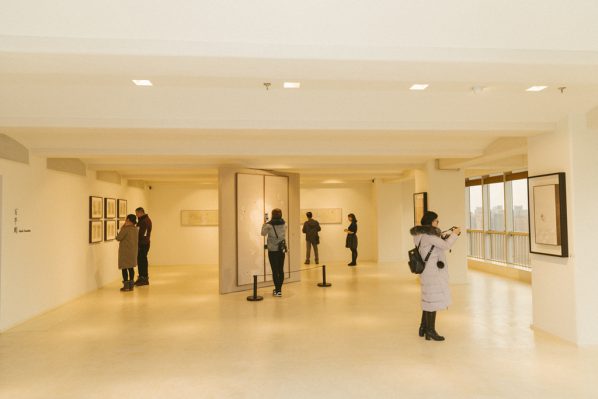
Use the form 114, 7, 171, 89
134, 207, 152, 286
344, 213, 358, 266
410, 211, 461, 341
261, 208, 287, 297
116, 214, 139, 292
302, 211, 321, 265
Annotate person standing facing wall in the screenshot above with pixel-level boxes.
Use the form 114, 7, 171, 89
135, 207, 152, 286
116, 214, 139, 292
261, 208, 287, 297
344, 213, 358, 266
302, 211, 321, 265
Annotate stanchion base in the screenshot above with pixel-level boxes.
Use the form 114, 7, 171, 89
247, 295, 264, 301
317, 283, 332, 287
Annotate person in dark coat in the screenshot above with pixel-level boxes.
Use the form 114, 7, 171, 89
116, 214, 139, 292
134, 207, 152, 286
344, 213, 358, 266
410, 211, 460, 341
302, 212, 321, 265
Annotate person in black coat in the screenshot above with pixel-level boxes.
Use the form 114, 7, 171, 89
344, 213, 358, 266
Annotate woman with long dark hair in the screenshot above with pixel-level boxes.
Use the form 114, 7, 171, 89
261, 208, 287, 296
344, 213, 358, 266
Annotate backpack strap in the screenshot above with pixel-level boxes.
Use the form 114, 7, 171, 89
417, 238, 435, 262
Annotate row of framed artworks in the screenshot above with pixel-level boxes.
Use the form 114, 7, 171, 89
415, 172, 569, 258
89, 220, 126, 243
89, 196, 128, 243
89, 196, 128, 219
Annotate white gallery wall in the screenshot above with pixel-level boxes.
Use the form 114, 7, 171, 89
299, 183, 377, 263
148, 182, 218, 266
528, 111, 598, 345
0, 155, 149, 331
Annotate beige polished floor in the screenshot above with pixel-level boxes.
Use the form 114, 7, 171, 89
1, 262, 598, 399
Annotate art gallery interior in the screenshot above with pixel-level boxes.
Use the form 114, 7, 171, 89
1, 1, 598, 398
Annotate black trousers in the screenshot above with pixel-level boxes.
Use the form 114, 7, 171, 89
268, 251, 286, 292
138, 243, 151, 278
351, 248, 358, 264
121, 268, 135, 281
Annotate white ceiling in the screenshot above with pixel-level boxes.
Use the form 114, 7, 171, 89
1, 1, 597, 181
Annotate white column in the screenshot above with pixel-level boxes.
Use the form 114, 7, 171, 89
528, 111, 598, 345
415, 161, 468, 284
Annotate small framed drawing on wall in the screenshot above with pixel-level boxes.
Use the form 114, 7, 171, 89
413, 192, 428, 225
528, 172, 568, 257
104, 198, 117, 219
117, 199, 127, 219
89, 220, 103, 243
89, 196, 103, 219
104, 220, 117, 241
118, 219, 126, 231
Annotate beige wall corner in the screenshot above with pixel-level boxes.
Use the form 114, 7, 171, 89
96, 170, 122, 185
46, 158, 86, 176
0, 134, 29, 164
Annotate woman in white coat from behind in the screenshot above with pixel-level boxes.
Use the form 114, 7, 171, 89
410, 211, 461, 341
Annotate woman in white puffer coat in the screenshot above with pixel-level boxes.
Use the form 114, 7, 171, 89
410, 211, 460, 341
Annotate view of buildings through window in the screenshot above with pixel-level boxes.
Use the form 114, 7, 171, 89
466, 174, 530, 268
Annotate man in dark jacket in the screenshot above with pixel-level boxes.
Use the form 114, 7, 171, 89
302, 212, 321, 264
134, 207, 152, 286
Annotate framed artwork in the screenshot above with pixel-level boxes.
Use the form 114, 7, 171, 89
413, 192, 428, 225
181, 210, 219, 226
118, 219, 126, 231
89, 196, 103, 219
528, 172, 568, 257
104, 220, 117, 241
300, 208, 343, 224
104, 198, 116, 219
117, 199, 127, 219
89, 220, 103, 243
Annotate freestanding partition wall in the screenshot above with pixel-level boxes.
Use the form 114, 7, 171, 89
219, 167, 300, 294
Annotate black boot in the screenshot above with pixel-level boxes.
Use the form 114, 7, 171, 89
419, 311, 427, 337
120, 280, 133, 292
425, 311, 445, 341
134, 276, 149, 286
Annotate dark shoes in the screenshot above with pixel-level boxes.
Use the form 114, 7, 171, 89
120, 280, 134, 292
134, 277, 149, 286
348, 262, 357, 266
424, 311, 445, 341
304, 260, 310, 265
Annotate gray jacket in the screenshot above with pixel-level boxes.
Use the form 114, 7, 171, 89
261, 222, 287, 252
410, 225, 458, 312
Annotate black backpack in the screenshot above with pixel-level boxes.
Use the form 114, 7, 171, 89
408, 241, 435, 274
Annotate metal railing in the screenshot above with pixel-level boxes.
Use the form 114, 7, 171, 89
467, 229, 530, 269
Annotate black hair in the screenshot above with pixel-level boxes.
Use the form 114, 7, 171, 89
306, 212, 313, 218
420, 211, 438, 226
135, 207, 145, 213
348, 213, 357, 222
126, 214, 137, 224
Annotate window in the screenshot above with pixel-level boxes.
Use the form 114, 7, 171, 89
465, 173, 530, 268
511, 179, 529, 233
468, 185, 483, 230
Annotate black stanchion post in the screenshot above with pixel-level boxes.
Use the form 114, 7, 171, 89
317, 265, 332, 287
247, 275, 264, 301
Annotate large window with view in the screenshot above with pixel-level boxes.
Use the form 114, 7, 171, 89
465, 172, 530, 269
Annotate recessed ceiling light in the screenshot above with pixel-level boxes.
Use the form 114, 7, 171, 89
526, 85, 547, 92
132, 80, 153, 86
283, 82, 301, 89
322, 179, 344, 184
410, 84, 429, 91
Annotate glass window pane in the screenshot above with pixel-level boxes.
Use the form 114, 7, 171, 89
511, 179, 529, 232
488, 182, 505, 231
469, 185, 483, 230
